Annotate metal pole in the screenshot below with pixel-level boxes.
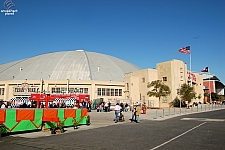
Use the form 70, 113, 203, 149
179, 86, 181, 114
168, 108, 170, 117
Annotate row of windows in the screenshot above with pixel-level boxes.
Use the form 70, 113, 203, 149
0, 88, 4, 95
51, 88, 88, 94
97, 88, 122, 96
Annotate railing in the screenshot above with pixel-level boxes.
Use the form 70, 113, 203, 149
153, 104, 225, 119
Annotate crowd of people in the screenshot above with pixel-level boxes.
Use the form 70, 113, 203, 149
1, 100, 148, 124
113, 102, 147, 123
0, 100, 93, 111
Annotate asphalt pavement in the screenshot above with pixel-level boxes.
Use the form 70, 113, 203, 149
1, 105, 225, 150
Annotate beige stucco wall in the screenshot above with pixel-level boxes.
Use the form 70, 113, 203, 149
192, 73, 204, 103
156, 59, 188, 107
124, 68, 159, 106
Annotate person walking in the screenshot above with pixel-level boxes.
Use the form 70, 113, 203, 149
136, 103, 141, 123
104, 102, 108, 112
142, 102, 147, 114
108, 101, 111, 112
130, 102, 136, 122
114, 103, 121, 123
93, 100, 97, 110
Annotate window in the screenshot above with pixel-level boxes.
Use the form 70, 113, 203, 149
84, 88, 88, 94
61, 87, 67, 93
162, 96, 167, 103
180, 76, 183, 81
119, 89, 122, 96
69, 88, 75, 93
74, 88, 79, 93
142, 77, 145, 83
52, 87, 60, 93
180, 67, 183, 73
102, 88, 106, 96
126, 83, 129, 90
52, 88, 56, 93
106, 88, 110, 96
56, 88, 60, 93
79, 88, 83, 93
162, 77, 167, 81
111, 89, 114, 96
115, 89, 118, 96
97, 88, 101, 96
0, 88, 4, 95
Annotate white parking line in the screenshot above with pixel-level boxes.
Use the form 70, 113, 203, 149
181, 118, 225, 122
150, 122, 206, 150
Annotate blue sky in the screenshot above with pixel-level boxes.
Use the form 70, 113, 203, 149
1, 0, 224, 83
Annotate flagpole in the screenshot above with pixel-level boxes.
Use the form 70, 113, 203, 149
190, 45, 192, 87
208, 67, 211, 103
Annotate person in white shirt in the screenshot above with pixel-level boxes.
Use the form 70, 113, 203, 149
114, 103, 122, 123
1, 103, 6, 109
104, 102, 108, 112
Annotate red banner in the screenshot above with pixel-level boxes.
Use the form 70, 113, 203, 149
16, 110, 34, 122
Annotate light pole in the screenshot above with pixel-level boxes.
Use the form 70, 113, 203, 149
177, 85, 181, 114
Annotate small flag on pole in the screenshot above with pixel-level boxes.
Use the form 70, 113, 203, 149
178, 46, 190, 54
201, 67, 208, 72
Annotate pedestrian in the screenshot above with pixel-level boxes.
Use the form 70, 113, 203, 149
142, 102, 147, 114
104, 102, 108, 112
93, 100, 97, 109
101, 102, 104, 112
136, 103, 141, 123
87, 101, 92, 112
120, 103, 124, 112
114, 103, 122, 123
108, 101, 111, 112
1, 102, 6, 109
130, 102, 137, 122
97, 105, 100, 112
125, 103, 129, 112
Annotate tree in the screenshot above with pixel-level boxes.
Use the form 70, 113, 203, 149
211, 92, 220, 102
147, 80, 171, 108
178, 83, 196, 104
197, 94, 202, 101
204, 92, 210, 103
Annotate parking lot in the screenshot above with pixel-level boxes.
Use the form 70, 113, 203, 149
1, 107, 225, 150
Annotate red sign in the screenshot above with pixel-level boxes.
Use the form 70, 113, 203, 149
187, 71, 197, 83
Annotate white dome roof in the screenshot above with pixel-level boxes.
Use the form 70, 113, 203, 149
0, 50, 141, 81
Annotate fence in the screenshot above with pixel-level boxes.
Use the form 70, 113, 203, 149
153, 104, 225, 119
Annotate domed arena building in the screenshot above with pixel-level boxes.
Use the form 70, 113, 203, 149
0, 50, 210, 108
0, 50, 141, 107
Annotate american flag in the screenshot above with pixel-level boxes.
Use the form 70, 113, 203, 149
178, 46, 190, 54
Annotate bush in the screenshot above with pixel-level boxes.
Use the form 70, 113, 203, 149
169, 97, 185, 107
